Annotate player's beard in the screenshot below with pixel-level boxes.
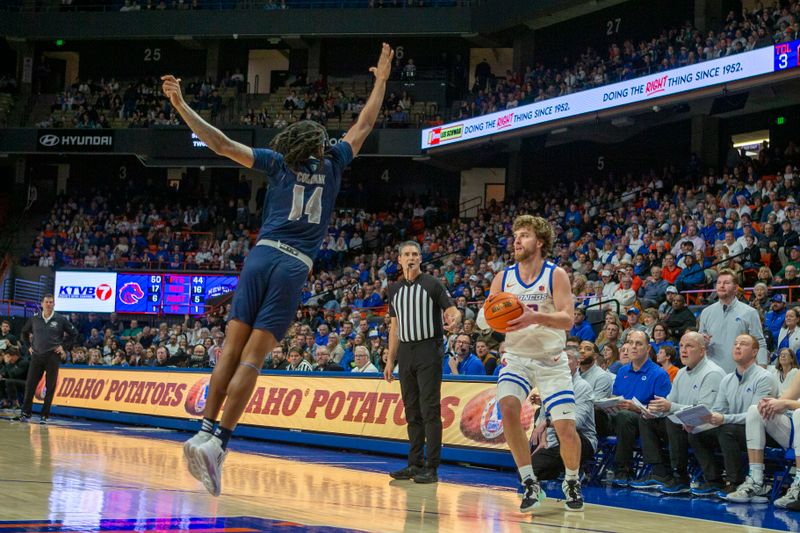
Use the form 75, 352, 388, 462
514, 247, 533, 262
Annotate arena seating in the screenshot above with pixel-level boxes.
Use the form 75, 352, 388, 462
454, 4, 799, 121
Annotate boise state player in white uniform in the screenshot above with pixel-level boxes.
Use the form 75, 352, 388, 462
477, 215, 584, 512
161, 43, 394, 496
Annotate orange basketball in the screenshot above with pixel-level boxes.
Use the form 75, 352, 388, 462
483, 292, 524, 332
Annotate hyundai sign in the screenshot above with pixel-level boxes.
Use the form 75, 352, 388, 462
37, 129, 114, 152
54, 272, 118, 313
421, 40, 800, 150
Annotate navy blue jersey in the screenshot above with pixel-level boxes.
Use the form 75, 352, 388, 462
252, 142, 353, 260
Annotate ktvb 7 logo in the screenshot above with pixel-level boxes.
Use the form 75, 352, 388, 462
59, 284, 113, 301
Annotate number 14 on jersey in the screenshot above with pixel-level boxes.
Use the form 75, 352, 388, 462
288, 185, 323, 224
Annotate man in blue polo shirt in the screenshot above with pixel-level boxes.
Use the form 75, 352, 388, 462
443, 334, 485, 375
606, 330, 671, 486
569, 308, 596, 342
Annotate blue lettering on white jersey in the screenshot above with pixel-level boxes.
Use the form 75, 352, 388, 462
252, 141, 353, 260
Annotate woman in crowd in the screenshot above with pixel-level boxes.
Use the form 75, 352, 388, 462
770, 347, 800, 394
749, 282, 771, 312
650, 322, 676, 354
603, 343, 621, 374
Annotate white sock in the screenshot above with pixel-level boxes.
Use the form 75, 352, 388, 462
519, 465, 535, 482
749, 463, 765, 485
565, 468, 580, 482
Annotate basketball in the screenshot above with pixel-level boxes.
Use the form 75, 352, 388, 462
483, 292, 524, 332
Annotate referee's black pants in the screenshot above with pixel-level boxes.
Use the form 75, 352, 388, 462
398, 338, 443, 469
21, 352, 60, 417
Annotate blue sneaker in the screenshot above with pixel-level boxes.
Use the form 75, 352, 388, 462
611, 470, 633, 487
629, 474, 672, 491
691, 481, 724, 497
660, 478, 691, 495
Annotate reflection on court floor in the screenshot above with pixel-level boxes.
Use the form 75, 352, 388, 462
0, 422, 790, 532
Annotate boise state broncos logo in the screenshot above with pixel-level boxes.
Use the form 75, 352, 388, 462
118, 282, 145, 305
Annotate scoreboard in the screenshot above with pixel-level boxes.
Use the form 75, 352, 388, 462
116, 273, 238, 315
775, 41, 800, 71
54, 271, 238, 315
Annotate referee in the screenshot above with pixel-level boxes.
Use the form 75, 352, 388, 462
14, 293, 78, 424
384, 241, 460, 484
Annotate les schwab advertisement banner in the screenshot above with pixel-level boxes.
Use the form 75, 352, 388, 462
35, 368, 535, 450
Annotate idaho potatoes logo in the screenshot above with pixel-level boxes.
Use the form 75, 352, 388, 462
35, 376, 48, 400
184, 377, 210, 416
460, 388, 535, 444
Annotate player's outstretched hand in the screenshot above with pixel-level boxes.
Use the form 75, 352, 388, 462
161, 75, 185, 108
369, 43, 394, 82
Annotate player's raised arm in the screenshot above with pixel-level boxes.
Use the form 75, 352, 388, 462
161, 75, 254, 168
343, 43, 394, 157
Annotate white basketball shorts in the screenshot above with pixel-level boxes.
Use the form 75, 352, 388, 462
497, 352, 575, 421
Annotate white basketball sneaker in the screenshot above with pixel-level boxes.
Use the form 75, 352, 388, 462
194, 437, 228, 496
183, 432, 212, 482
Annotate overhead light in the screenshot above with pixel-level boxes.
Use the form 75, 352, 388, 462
550, 127, 569, 135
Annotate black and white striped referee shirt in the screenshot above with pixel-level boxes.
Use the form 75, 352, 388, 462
388, 273, 454, 343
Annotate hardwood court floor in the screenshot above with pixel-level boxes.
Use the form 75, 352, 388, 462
0, 420, 792, 532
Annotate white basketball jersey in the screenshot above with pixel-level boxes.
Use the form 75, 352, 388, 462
501, 261, 566, 359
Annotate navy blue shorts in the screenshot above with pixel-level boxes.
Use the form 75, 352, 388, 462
229, 245, 310, 339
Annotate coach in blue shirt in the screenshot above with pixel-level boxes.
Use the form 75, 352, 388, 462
569, 308, 596, 342
608, 330, 671, 486
443, 334, 486, 375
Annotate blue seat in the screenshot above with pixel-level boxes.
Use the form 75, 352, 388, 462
586, 436, 616, 485
769, 447, 796, 501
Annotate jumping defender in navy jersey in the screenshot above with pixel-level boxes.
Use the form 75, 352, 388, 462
161, 43, 394, 496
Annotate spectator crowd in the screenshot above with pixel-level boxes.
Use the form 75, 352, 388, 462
459, 2, 800, 120
37, 72, 244, 129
